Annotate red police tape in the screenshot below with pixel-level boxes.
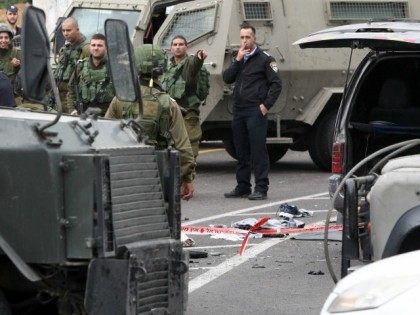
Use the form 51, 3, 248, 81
181, 217, 343, 255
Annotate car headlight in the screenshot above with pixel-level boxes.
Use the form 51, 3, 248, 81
327, 275, 420, 313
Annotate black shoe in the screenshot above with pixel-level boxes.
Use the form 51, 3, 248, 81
248, 191, 267, 200
224, 188, 251, 198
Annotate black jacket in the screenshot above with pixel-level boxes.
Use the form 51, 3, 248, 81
222, 47, 282, 109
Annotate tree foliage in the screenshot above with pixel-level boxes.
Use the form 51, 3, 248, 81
0, 1, 30, 10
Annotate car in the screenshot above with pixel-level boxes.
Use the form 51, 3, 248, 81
321, 250, 420, 314
295, 20, 420, 210
296, 21, 420, 276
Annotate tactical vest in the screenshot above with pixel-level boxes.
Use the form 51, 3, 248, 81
55, 39, 89, 82
121, 87, 171, 149
161, 57, 201, 109
77, 59, 114, 105
0, 47, 19, 79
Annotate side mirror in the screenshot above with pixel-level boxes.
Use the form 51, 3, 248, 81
52, 17, 66, 55
21, 6, 51, 104
105, 19, 140, 103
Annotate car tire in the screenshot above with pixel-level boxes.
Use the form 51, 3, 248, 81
223, 140, 288, 164
309, 110, 337, 171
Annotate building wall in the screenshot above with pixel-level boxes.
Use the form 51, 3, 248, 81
33, 0, 72, 34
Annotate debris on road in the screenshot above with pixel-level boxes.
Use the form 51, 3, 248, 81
181, 217, 342, 255
189, 250, 209, 259
276, 203, 314, 219
231, 217, 305, 229
252, 264, 266, 269
308, 270, 325, 275
181, 232, 196, 247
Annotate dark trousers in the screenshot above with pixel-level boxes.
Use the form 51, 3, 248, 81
232, 106, 269, 193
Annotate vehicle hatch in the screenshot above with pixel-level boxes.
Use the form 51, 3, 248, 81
294, 21, 420, 50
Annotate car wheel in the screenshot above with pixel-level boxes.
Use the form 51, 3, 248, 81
223, 140, 288, 164
309, 110, 337, 171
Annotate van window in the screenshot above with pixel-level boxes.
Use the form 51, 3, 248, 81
349, 57, 420, 165
70, 8, 141, 41
160, 5, 218, 49
242, 1, 272, 21
327, 1, 409, 22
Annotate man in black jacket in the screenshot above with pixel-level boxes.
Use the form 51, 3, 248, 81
222, 24, 282, 200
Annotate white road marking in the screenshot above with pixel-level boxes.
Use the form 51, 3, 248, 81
190, 267, 218, 271
188, 237, 289, 293
184, 192, 328, 226
186, 192, 331, 293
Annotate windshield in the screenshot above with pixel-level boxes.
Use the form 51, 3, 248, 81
70, 8, 140, 40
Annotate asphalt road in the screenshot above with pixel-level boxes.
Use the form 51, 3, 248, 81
181, 144, 341, 315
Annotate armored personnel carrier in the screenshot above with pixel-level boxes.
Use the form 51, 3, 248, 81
0, 7, 187, 314
34, 0, 420, 169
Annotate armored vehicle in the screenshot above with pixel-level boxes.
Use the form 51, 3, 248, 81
0, 7, 187, 314
34, 0, 420, 169
296, 21, 420, 278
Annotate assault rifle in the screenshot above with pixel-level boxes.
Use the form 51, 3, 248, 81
74, 59, 84, 114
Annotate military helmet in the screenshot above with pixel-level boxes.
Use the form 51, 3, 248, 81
0, 24, 13, 39
134, 44, 166, 76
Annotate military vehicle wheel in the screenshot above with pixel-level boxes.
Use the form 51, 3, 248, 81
309, 110, 337, 171
223, 140, 288, 164
0, 290, 11, 315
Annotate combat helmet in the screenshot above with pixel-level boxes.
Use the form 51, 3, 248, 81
134, 44, 166, 77
0, 24, 13, 39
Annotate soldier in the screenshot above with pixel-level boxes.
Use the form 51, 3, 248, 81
5, 5, 21, 36
67, 33, 114, 115
161, 35, 208, 161
14, 70, 56, 112
54, 17, 89, 113
0, 24, 20, 86
105, 44, 195, 200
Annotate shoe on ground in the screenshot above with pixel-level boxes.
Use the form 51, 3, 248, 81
248, 191, 267, 200
224, 188, 251, 198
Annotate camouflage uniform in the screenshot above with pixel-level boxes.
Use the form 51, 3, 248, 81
0, 45, 20, 87
18, 102, 57, 113
161, 55, 203, 159
67, 56, 114, 115
105, 84, 195, 184
54, 35, 90, 113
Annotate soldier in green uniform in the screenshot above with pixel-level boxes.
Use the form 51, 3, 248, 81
54, 17, 90, 113
0, 24, 20, 87
14, 70, 56, 112
161, 35, 208, 160
67, 33, 114, 115
105, 44, 195, 200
